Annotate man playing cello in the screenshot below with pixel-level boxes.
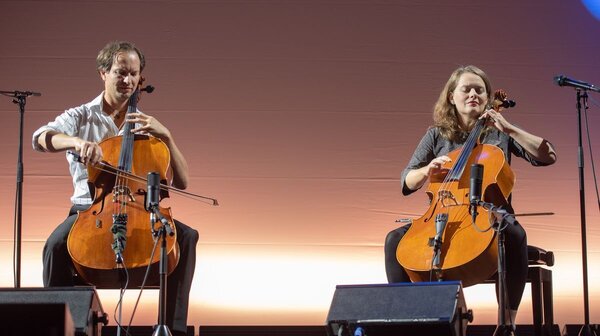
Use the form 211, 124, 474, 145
33, 41, 198, 336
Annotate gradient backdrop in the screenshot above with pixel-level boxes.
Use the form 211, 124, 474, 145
1, 0, 599, 329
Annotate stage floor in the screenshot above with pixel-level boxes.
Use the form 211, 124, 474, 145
100, 324, 599, 336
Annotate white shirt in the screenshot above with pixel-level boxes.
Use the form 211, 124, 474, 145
32, 92, 140, 205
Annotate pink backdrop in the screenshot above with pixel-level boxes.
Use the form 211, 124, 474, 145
1, 0, 599, 329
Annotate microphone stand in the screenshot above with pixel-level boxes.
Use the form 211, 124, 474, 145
0, 90, 40, 288
147, 196, 174, 336
574, 90, 597, 336
473, 201, 514, 336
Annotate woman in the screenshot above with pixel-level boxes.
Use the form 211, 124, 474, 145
384, 65, 556, 331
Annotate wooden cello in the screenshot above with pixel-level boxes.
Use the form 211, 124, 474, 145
67, 83, 179, 288
396, 90, 515, 287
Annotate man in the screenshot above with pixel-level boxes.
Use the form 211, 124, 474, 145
32, 41, 198, 336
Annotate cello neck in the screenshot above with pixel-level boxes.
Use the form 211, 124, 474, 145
447, 117, 487, 181
117, 89, 139, 172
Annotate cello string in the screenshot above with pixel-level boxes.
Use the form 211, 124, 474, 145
437, 118, 484, 197
73, 85, 186, 293
440, 117, 482, 186
451, 90, 503, 187
440, 87, 499, 191
112, 89, 139, 249
453, 118, 484, 179
420, 92, 504, 277
118, 88, 139, 215
428, 118, 485, 277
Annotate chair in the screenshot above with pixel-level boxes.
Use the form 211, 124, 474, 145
483, 245, 555, 336
526, 245, 555, 336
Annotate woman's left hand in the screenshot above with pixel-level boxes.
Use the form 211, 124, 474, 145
480, 109, 513, 134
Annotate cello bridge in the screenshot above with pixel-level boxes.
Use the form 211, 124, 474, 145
113, 186, 136, 202
438, 190, 459, 208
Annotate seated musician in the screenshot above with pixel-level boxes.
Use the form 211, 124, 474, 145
384, 65, 557, 334
32, 41, 198, 336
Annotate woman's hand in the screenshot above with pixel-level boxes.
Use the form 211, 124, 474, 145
425, 155, 452, 177
480, 108, 514, 134
405, 155, 452, 191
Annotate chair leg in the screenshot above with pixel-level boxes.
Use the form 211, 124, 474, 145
542, 269, 554, 336
530, 267, 543, 336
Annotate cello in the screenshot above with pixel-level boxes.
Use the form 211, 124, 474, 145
67, 82, 179, 288
396, 90, 515, 287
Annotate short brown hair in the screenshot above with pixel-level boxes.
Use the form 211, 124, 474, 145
96, 41, 145, 73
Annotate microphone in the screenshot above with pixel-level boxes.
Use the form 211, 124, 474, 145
554, 75, 600, 93
111, 214, 127, 264
470, 164, 484, 223
146, 172, 160, 211
432, 213, 448, 270
146, 172, 173, 235
24, 91, 41, 97
0, 90, 42, 97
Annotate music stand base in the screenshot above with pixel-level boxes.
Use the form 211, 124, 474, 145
152, 324, 172, 336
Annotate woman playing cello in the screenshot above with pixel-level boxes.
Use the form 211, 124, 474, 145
32, 41, 197, 336
384, 65, 556, 332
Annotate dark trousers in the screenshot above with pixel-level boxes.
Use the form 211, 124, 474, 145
384, 220, 528, 310
43, 205, 199, 334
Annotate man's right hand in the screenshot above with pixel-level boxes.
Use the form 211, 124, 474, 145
75, 139, 103, 165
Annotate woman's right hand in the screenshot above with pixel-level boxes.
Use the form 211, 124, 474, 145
424, 155, 452, 177
405, 155, 452, 191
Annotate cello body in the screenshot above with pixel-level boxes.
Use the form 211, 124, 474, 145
396, 143, 514, 287
67, 89, 179, 288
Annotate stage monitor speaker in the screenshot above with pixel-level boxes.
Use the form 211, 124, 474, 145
0, 286, 107, 336
0, 303, 74, 336
326, 281, 472, 336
